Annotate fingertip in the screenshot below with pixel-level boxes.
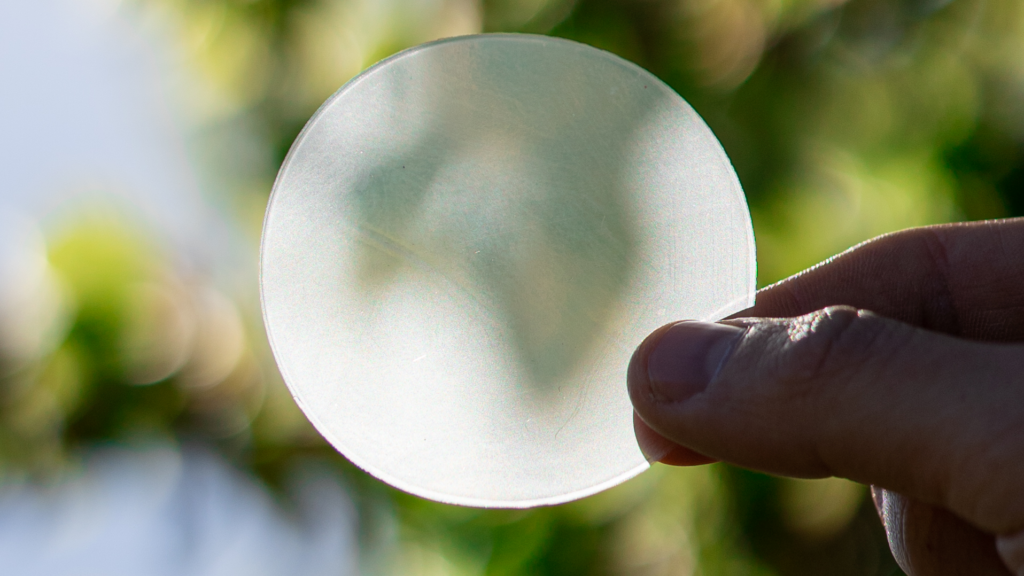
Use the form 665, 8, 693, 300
628, 321, 736, 467
633, 412, 718, 467
659, 445, 720, 467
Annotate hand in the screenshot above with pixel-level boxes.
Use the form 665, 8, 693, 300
627, 218, 1024, 575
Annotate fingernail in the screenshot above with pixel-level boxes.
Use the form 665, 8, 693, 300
643, 321, 743, 403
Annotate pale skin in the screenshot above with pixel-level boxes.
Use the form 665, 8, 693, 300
627, 217, 1024, 575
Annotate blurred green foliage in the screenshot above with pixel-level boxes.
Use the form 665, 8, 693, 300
4, 0, 1024, 574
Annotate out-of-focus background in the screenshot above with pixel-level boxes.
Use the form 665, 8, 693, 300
1, 0, 1022, 574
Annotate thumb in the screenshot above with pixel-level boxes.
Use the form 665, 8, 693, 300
627, 306, 1024, 536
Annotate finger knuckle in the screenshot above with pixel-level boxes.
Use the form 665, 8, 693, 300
773, 306, 903, 389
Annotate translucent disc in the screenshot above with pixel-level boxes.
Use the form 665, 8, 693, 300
261, 34, 755, 508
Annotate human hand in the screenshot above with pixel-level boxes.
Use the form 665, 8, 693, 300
627, 218, 1024, 575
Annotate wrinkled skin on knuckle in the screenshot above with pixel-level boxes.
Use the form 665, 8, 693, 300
740, 307, 912, 477
716, 309, 865, 476
762, 306, 892, 396
780, 307, 916, 392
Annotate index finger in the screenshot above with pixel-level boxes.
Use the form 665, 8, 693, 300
736, 218, 1024, 341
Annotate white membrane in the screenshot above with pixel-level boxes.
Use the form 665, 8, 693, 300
261, 34, 755, 508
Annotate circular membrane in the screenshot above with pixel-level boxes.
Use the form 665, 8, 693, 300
261, 34, 755, 508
